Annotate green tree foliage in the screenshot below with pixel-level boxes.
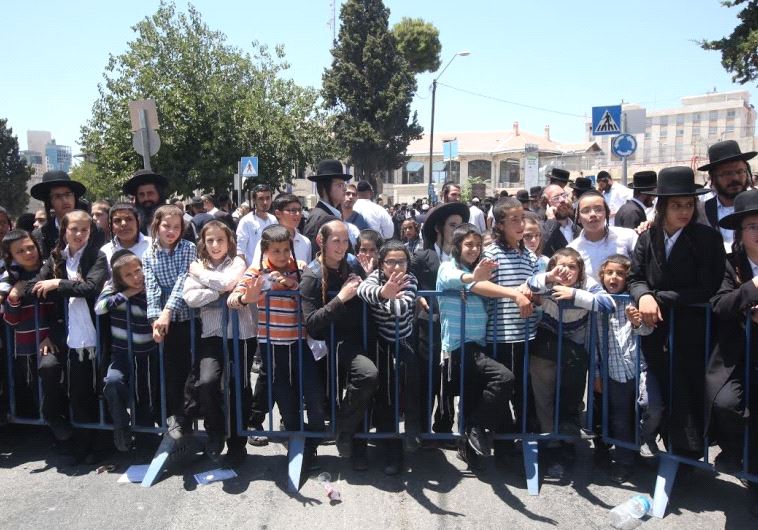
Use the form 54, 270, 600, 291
322, 0, 423, 189
391, 17, 442, 74
80, 1, 336, 197
700, 0, 758, 84
0, 119, 31, 217
70, 161, 123, 202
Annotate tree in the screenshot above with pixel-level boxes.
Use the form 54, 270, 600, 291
322, 0, 423, 190
70, 161, 123, 202
80, 1, 336, 198
0, 119, 32, 217
391, 17, 442, 74
699, 0, 758, 84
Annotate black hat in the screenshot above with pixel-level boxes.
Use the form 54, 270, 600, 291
649, 166, 710, 197
718, 189, 758, 229
355, 180, 373, 193
529, 186, 543, 199
569, 177, 595, 195
548, 168, 570, 183
630, 170, 657, 190
698, 140, 757, 172
516, 190, 530, 203
30, 170, 86, 201
422, 202, 470, 248
122, 169, 168, 196
307, 159, 352, 182
110, 249, 136, 269
190, 197, 204, 208
596, 170, 611, 181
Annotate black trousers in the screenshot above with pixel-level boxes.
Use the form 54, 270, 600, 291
487, 341, 535, 433
417, 315, 455, 433
608, 379, 637, 467
162, 319, 197, 419
103, 349, 160, 429
38, 348, 99, 426
8, 354, 40, 419
369, 337, 420, 436
332, 340, 379, 435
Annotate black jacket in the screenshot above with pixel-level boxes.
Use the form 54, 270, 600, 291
300, 253, 367, 346
33, 222, 106, 261
411, 248, 442, 322
704, 196, 719, 232
614, 199, 646, 230
302, 202, 340, 260
541, 219, 580, 258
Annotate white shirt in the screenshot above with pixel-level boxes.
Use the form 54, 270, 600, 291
716, 197, 735, 250
559, 219, 576, 245
251, 231, 312, 267
603, 183, 633, 219
236, 211, 278, 266
434, 243, 452, 263
353, 198, 394, 238
469, 204, 486, 232
100, 232, 152, 271
207, 207, 219, 215
64, 246, 97, 349
749, 257, 758, 278
568, 226, 638, 281
664, 228, 684, 259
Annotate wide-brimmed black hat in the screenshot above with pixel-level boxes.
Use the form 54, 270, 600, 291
569, 177, 595, 195
548, 168, 570, 183
718, 189, 758, 229
422, 202, 470, 247
307, 159, 352, 182
529, 186, 542, 199
630, 170, 657, 191
516, 190, 530, 203
30, 170, 86, 201
698, 140, 757, 172
122, 169, 168, 196
649, 166, 710, 197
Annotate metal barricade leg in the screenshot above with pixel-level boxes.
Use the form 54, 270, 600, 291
287, 435, 306, 492
523, 440, 540, 495
651, 456, 679, 518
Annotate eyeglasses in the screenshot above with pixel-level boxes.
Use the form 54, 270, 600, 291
281, 208, 302, 215
51, 191, 75, 201
383, 259, 408, 268
742, 223, 758, 233
548, 193, 569, 205
578, 206, 606, 215
715, 168, 748, 179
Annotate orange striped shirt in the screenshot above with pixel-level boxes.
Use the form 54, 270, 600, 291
234, 258, 306, 344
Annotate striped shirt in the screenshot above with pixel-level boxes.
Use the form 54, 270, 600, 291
95, 283, 155, 356
142, 239, 196, 322
483, 242, 538, 343
357, 270, 417, 341
437, 260, 489, 353
527, 273, 615, 345
4, 296, 54, 356
234, 257, 306, 344
182, 256, 255, 339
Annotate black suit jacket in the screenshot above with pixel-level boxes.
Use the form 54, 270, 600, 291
411, 247, 442, 322
541, 219, 580, 258
614, 199, 646, 230
302, 202, 341, 260
704, 197, 719, 232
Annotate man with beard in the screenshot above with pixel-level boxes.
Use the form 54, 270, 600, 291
596, 170, 633, 222
615, 171, 657, 230
122, 169, 168, 236
699, 140, 755, 250
541, 184, 580, 257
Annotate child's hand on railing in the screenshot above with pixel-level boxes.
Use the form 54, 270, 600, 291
625, 304, 642, 327
638, 294, 662, 327
552, 285, 575, 301
514, 292, 533, 318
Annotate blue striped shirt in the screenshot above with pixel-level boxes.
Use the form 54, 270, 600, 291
483, 242, 538, 343
436, 261, 488, 353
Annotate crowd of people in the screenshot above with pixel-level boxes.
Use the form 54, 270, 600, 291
0, 140, 755, 513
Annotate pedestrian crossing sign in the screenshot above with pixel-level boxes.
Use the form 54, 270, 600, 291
240, 156, 258, 178
592, 105, 622, 136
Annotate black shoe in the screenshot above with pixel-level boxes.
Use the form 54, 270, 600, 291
609, 463, 633, 484
466, 427, 491, 457
336, 432, 353, 458
205, 432, 225, 462
351, 440, 368, 471
113, 427, 134, 453
304, 448, 321, 473
456, 443, 484, 470
383, 441, 403, 476
224, 443, 247, 467
714, 449, 742, 474
48, 418, 74, 442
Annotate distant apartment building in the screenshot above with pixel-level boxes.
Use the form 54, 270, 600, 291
21, 130, 73, 210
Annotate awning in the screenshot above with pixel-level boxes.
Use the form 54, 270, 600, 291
432, 161, 448, 171
406, 161, 424, 172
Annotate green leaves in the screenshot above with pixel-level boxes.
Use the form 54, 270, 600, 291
699, 0, 758, 84
391, 17, 442, 75
0, 118, 32, 217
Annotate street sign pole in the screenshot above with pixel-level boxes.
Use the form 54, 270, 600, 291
621, 110, 627, 186
139, 109, 152, 171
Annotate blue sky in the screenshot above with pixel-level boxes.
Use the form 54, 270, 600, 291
2, 0, 754, 154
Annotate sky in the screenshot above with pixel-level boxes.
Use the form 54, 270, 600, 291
2, 0, 755, 156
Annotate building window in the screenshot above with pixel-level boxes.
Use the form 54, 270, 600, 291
692, 112, 701, 123
709, 126, 718, 137
676, 128, 684, 137
674, 145, 684, 161
431, 160, 460, 184
727, 109, 736, 120
725, 123, 735, 133
402, 161, 425, 184
660, 128, 668, 138
498, 159, 520, 185
676, 114, 684, 125
709, 110, 719, 121
692, 126, 700, 138
467, 159, 492, 181
659, 116, 668, 126
644, 131, 651, 140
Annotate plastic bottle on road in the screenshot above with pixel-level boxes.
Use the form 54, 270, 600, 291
317, 472, 341, 502
609, 495, 651, 529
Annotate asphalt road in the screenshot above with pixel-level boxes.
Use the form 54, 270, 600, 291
1, 424, 755, 529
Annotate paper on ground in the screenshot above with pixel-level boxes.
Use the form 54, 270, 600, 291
194, 468, 238, 485
118, 465, 150, 483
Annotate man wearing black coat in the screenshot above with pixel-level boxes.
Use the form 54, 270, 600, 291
302, 160, 352, 259
540, 184, 580, 257
615, 171, 656, 230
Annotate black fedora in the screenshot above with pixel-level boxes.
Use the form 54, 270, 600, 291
569, 177, 595, 196
649, 166, 710, 197
529, 186, 542, 199
630, 170, 657, 191
698, 140, 757, 172
718, 189, 758, 229
122, 169, 168, 196
548, 168, 570, 183
307, 159, 352, 182
422, 202, 470, 248
516, 190, 530, 203
30, 170, 86, 201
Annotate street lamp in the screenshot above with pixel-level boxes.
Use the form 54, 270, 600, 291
428, 51, 471, 202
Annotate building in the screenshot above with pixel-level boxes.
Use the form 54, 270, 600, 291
588, 90, 756, 180
21, 131, 73, 210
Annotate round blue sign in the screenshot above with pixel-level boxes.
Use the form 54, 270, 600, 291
612, 134, 637, 158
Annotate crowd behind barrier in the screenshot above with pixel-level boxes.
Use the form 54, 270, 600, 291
2, 291, 755, 518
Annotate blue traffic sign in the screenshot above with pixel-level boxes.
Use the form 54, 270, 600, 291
240, 156, 258, 178
612, 134, 638, 158
592, 105, 622, 136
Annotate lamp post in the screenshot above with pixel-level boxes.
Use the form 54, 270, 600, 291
428, 51, 470, 203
